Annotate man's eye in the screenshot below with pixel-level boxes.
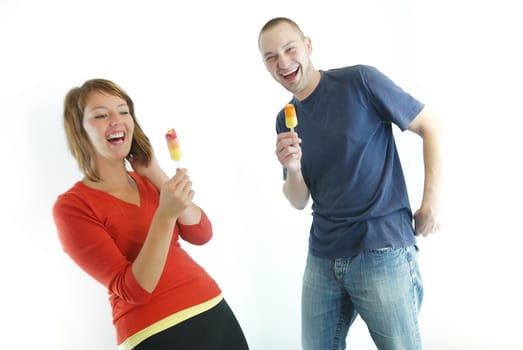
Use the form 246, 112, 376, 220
265, 56, 276, 62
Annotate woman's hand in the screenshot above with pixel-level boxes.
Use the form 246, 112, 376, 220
129, 152, 169, 190
129, 151, 161, 178
157, 168, 195, 219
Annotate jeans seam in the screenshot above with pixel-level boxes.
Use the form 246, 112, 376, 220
407, 247, 423, 349
332, 311, 345, 350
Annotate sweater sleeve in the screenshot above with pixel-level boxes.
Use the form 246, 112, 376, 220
177, 210, 213, 245
52, 193, 152, 304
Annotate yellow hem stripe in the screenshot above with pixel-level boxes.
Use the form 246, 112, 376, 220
118, 294, 223, 350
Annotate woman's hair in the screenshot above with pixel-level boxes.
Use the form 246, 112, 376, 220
63, 78, 152, 182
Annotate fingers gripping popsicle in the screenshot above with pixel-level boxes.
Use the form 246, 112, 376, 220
284, 103, 298, 132
165, 128, 182, 168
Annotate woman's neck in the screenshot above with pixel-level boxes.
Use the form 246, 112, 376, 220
83, 162, 132, 192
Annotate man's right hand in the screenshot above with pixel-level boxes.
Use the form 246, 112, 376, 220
276, 131, 302, 172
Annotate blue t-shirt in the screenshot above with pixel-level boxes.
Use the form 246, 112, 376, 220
276, 65, 425, 258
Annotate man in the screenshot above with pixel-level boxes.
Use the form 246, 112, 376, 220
258, 17, 442, 350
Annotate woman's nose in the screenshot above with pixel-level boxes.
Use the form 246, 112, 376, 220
109, 112, 122, 126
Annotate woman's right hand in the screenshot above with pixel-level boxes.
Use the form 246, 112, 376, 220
129, 151, 170, 190
157, 168, 195, 219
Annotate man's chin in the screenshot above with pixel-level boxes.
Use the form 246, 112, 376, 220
281, 81, 299, 94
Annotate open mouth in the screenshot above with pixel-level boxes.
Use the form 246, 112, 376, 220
106, 131, 125, 144
281, 67, 299, 82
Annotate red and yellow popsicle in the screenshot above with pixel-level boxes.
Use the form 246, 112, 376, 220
284, 103, 298, 132
165, 128, 182, 167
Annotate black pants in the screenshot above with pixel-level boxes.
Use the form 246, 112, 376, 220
133, 299, 249, 350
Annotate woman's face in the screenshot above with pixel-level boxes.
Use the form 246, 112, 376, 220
82, 90, 134, 164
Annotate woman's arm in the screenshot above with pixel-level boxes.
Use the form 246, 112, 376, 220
132, 168, 194, 292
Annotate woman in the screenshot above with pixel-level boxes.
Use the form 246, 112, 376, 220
53, 79, 249, 350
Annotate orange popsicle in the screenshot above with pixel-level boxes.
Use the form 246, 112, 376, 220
284, 103, 298, 131
165, 128, 182, 166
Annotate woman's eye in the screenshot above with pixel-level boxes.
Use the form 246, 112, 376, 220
94, 114, 107, 119
119, 111, 129, 116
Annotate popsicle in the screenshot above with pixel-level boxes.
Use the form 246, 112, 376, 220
165, 128, 182, 167
284, 103, 298, 132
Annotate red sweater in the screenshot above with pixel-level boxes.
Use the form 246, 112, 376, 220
52, 172, 221, 346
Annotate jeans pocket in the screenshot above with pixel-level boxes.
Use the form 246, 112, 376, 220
369, 246, 394, 254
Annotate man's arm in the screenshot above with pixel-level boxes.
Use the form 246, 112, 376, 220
276, 131, 310, 209
283, 169, 310, 209
407, 107, 443, 236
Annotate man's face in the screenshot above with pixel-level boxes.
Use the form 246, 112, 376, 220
259, 22, 313, 98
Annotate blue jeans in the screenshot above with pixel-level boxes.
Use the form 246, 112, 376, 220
301, 246, 423, 350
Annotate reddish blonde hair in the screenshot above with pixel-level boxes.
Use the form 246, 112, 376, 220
62, 79, 152, 181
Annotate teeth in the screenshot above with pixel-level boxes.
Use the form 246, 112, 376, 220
282, 67, 299, 77
107, 131, 124, 140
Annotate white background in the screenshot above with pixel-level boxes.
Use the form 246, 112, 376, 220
1, 0, 522, 349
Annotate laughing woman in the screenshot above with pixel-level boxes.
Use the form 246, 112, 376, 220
52, 79, 249, 350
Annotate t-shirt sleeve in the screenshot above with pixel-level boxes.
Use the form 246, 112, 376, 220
52, 193, 152, 304
360, 65, 425, 131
